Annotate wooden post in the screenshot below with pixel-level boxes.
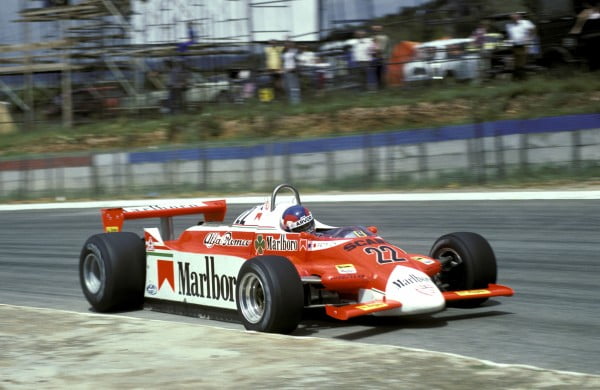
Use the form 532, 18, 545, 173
22, 0, 34, 131
60, 19, 73, 128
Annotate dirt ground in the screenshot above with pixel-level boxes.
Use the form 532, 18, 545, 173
7, 90, 599, 156
1, 304, 598, 389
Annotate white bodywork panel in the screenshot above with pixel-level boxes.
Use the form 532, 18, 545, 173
144, 250, 245, 310
361, 265, 445, 316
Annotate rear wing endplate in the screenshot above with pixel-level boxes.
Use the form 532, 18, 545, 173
101, 200, 226, 240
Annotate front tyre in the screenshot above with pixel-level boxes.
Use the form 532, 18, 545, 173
236, 256, 303, 334
430, 232, 497, 307
79, 232, 146, 312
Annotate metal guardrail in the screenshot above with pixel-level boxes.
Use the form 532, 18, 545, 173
0, 114, 598, 200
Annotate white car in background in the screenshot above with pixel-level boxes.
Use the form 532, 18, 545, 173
403, 38, 481, 82
126, 73, 231, 111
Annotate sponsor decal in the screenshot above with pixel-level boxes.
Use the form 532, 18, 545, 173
357, 302, 388, 311
266, 235, 298, 251
123, 203, 205, 213
177, 257, 236, 302
157, 257, 236, 302
391, 271, 438, 296
392, 273, 432, 289
353, 230, 367, 237
254, 234, 298, 254
300, 238, 308, 250
146, 237, 155, 251
105, 226, 119, 232
343, 238, 386, 251
157, 259, 175, 291
336, 264, 357, 274
254, 235, 266, 255
455, 289, 490, 296
412, 256, 436, 265
146, 284, 157, 295
415, 285, 438, 296
203, 232, 251, 249
329, 274, 367, 281
306, 240, 346, 251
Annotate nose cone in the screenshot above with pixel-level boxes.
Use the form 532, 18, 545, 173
377, 265, 445, 316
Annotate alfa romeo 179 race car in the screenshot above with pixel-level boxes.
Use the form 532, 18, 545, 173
80, 184, 513, 334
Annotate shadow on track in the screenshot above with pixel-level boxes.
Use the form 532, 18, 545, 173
293, 300, 513, 340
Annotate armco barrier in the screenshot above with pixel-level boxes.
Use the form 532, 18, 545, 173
0, 114, 598, 199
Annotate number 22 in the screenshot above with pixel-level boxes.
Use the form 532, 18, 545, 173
364, 245, 406, 264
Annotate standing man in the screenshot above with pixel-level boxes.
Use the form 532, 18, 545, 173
471, 19, 490, 81
264, 40, 284, 99
282, 41, 301, 104
506, 12, 536, 80
353, 30, 375, 91
166, 57, 189, 114
371, 25, 390, 89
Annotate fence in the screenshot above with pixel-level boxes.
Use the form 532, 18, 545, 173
0, 113, 598, 200
0, 34, 547, 129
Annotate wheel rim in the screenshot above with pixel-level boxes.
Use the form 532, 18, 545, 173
238, 272, 266, 324
434, 247, 465, 291
83, 252, 105, 294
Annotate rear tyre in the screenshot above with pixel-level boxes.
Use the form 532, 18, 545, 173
79, 232, 146, 312
430, 232, 497, 307
236, 256, 303, 334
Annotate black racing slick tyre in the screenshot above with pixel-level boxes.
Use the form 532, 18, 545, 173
430, 232, 497, 307
79, 232, 146, 312
236, 256, 304, 334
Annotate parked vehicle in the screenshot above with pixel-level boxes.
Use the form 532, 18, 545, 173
403, 38, 482, 82
125, 73, 231, 112
44, 84, 123, 119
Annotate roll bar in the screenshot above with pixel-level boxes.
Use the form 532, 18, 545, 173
270, 183, 301, 212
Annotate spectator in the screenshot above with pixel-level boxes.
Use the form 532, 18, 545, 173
297, 45, 319, 91
177, 22, 197, 53
166, 58, 189, 114
343, 44, 356, 87
353, 30, 375, 91
570, 1, 600, 71
371, 25, 390, 89
282, 41, 301, 104
505, 12, 537, 80
264, 40, 284, 98
471, 20, 488, 50
471, 20, 490, 80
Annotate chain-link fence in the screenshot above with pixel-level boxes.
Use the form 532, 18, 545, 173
2, 0, 596, 130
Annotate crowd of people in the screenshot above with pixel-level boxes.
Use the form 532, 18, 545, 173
260, 24, 391, 105
160, 7, 599, 111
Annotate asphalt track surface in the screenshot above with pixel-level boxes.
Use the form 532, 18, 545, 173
0, 196, 599, 380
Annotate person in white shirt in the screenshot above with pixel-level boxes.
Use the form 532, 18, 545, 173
282, 41, 301, 104
353, 30, 376, 90
506, 12, 536, 80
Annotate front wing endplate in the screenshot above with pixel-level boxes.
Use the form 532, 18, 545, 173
443, 283, 514, 301
325, 300, 402, 321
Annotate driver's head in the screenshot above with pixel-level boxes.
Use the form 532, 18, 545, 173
281, 205, 315, 233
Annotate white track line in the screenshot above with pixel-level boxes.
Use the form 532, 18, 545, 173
1, 190, 599, 211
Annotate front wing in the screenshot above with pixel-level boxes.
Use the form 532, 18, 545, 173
324, 283, 513, 320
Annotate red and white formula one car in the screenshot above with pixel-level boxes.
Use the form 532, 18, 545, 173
80, 184, 513, 333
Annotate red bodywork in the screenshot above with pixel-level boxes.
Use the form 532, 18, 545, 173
101, 198, 513, 320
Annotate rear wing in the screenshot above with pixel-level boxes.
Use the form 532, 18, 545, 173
101, 200, 226, 239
